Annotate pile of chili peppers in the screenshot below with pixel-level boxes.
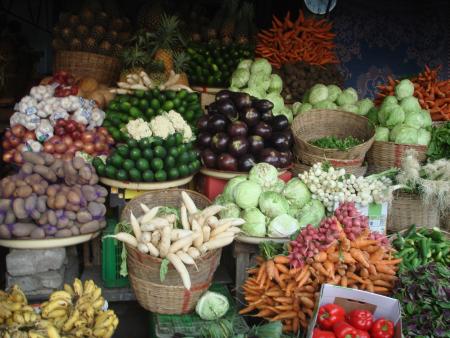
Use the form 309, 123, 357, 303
313, 303, 395, 338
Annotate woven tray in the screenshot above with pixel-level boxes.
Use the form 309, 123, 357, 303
291, 109, 375, 160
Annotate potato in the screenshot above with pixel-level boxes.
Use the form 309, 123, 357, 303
16, 180, 27, 187
65, 203, 80, 212
33, 165, 57, 182
0, 199, 11, 211
70, 226, 80, 236
56, 166, 65, 179
32, 183, 46, 195
95, 197, 106, 204
54, 194, 67, 209
0, 225, 11, 239
88, 202, 106, 218
72, 157, 85, 170
66, 211, 76, 220
89, 174, 99, 185
15, 185, 32, 198
30, 210, 41, 221
76, 210, 92, 223
25, 194, 37, 212
60, 186, 70, 194
21, 162, 34, 175
79, 166, 92, 182
47, 196, 55, 209
5, 211, 16, 224
12, 223, 37, 237
81, 186, 97, 201
56, 215, 70, 228
43, 153, 55, 165
67, 191, 81, 205
37, 196, 47, 213
3, 181, 16, 197
47, 210, 57, 226
30, 227, 45, 239
13, 198, 27, 219
55, 229, 72, 238
63, 161, 78, 185
43, 224, 57, 235
99, 220, 107, 229
50, 158, 63, 172
22, 152, 45, 165
80, 220, 100, 234
37, 213, 48, 225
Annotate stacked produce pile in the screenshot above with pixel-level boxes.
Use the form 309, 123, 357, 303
239, 203, 398, 333
292, 83, 374, 116
276, 62, 343, 102
198, 90, 293, 171
52, 5, 130, 57
229, 58, 293, 122
3, 83, 113, 164
371, 79, 432, 146
112, 191, 243, 289
214, 163, 325, 238
0, 152, 107, 239
375, 66, 450, 121
256, 11, 338, 68
0, 279, 118, 337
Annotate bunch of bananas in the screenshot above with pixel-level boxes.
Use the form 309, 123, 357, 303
0, 285, 38, 328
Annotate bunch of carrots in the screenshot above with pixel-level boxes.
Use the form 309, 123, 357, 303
239, 228, 401, 334
256, 11, 339, 68
375, 65, 450, 121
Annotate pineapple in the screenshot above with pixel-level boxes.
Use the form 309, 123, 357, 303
146, 61, 168, 86
120, 45, 153, 81
173, 52, 190, 86
98, 41, 112, 55
69, 38, 82, 51
98, 11, 109, 26
60, 27, 73, 41
80, 8, 94, 26
91, 25, 106, 40
105, 30, 118, 44
111, 18, 124, 31
68, 15, 80, 27
76, 24, 89, 38
112, 43, 124, 57
83, 37, 97, 52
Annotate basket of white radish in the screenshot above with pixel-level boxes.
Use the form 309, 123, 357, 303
112, 189, 244, 314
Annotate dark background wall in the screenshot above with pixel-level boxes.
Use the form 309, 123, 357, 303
1, 0, 448, 99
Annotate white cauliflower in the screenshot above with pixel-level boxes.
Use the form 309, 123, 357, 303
150, 115, 175, 139
166, 110, 194, 142
125, 118, 153, 140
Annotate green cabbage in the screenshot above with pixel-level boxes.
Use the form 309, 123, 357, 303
299, 103, 313, 113
375, 126, 390, 142
344, 88, 358, 103
274, 107, 293, 123
287, 203, 302, 218
219, 202, 241, 219
265, 92, 285, 114
417, 128, 431, 146
395, 79, 414, 99
222, 176, 247, 202
266, 178, 286, 193
292, 102, 302, 115
393, 125, 418, 144
241, 207, 266, 237
258, 191, 289, 218
389, 123, 403, 142
385, 105, 405, 127
420, 109, 432, 128
282, 178, 311, 208
268, 74, 283, 94
356, 98, 374, 116
327, 85, 342, 102
400, 96, 421, 114
381, 96, 398, 109
237, 59, 253, 71
249, 163, 279, 188
313, 100, 336, 110
234, 181, 262, 209
250, 58, 272, 77
195, 291, 229, 320
367, 107, 379, 125
336, 92, 356, 106
268, 214, 300, 238
309, 84, 329, 104
404, 110, 427, 129
340, 104, 358, 113
302, 89, 311, 103
242, 87, 264, 99
214, 194, 226, 205
297, 199, 325, 228
230, 68, 250, 89
248, 73, 270, 92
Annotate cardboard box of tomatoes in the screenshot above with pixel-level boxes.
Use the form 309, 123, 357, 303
307, 284, 402, 338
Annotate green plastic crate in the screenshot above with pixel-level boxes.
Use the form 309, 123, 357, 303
101, 218, 129, 288
149, 284, 249, 338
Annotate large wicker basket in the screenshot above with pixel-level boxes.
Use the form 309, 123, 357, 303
291, 109, 376, 161
387, 190, 440, 233
366, 141, 427, 174
120, 189, 221, 314
54, 51, 120, 85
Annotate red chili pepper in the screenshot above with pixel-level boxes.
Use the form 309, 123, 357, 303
313, 328, 336, 338
333, 322, 357, 338
355, 329, 370, 338
347, 309, 373, 331
318, 304, 346, 329
371, 318, 394, 338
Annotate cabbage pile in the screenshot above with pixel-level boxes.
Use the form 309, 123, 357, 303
292, 83, 374, 116
370, 79, 432, 145
229, 58, 293, 123
214, 163, 325, 238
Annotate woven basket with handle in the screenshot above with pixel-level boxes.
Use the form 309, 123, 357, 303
291, 109, 375, 161
387, 190, 440, 233
366, 141, 427, 174
54, 51, 120, 85
121, 189, 221, 314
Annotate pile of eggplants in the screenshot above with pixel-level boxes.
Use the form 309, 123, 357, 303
197, 90, 293, 172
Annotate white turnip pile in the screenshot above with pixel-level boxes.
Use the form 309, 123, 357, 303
112, 191, 244, 290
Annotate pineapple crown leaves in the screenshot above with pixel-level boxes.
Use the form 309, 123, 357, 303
148, 13, 186, 56
121, 45, 153, 68
172, 51, 189, 73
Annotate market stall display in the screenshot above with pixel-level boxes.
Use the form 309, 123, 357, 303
0, 279, 118, 337
0, 152, 107, 240
198, 90, 293, 171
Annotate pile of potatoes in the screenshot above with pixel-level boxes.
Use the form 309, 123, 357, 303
0, 152, 108, 239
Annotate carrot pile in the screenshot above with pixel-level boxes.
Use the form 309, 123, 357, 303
375, 66, 450, 121
239, 228, 401, 334
256, 11, 339, 68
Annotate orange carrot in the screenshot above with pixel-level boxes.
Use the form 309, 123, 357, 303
266, 260, 276, 281
274, 255, 290, 265
350, 248, 370, 268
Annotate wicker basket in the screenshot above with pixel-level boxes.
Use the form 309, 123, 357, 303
291, 109, 375, 161
366, 141, 427, 174
292, 162, 367, 177
294, 144, 365, 167
121, 189, 221, 314
54, 51, 120, 85
387, 190, 440, 233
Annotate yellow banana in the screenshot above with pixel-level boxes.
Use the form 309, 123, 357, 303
83, 280, 95, 295
0, 303, 12, 317
62, 309, 79, 332
105, 325, 115, 338
21, 305, 33, 312
112, 316, 119, 328
53, 314, 68, 329
49, 291, 72, 303
92, 327, 108, 337
47, 326, 61, 338
92, 297, 105, 310
23, 311, 31, 322
3, 301, 22, 311
94, 314, 113, 329
10, 286, 27, 305
43, 299, 70, 313
28, 331, 46, 338
13, 311, 25, 324
46, 309, 68, 319
74, 318, 87, 329
90, 288, 102, 302
84, 306, 95, 321
63, 284, 74, 297
73, 279, 83, 297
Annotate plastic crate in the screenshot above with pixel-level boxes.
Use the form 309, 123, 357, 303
149, 284, 249, 338
101, 218, 129, 288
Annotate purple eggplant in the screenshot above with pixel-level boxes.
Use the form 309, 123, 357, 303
232, 92, 252, 110
258, 148, 280, 167
271, 132, 291, 151
209, 114, 227, 132
228, 136, 249, 157
248, 135, 265, 154
260, 109, 273, 123
238, 154, 256, 172
271, 115, 289, 131
217, 153, 238, 171
252, 122, 272, 139
253, 99, 274, 112
196, 115, 210, 131
282, 129, 293, 146
201, 149, 217, 168
241, 107, 260, 127
215, 89, 233, 101
228, 121, 248, 137
216, 98, 237, 118
197, 132, 212, 149
211, 132, 230, 153
278, 151, 293, 168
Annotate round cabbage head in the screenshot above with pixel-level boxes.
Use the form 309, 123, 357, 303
219, 202, 241, 219
302, 89, 311, 103
282, 178, 311, 208
336, 91, 357, 106
265, 92, 285, 114
250, 58, 272, 77
258, 191, 289, 218
374, 126, 390, 142
195, 291, 229, 321
248, 73, 270, 91
230, 68, 250, 89
404, 110, 427, 129
234, 180, 262, 209
367, 107, 379, 125
385, 105, 405, 127
249, 163, 278, 188
297, 199, 325, 228
340, 104, 358, 114
356, 98, 374, 116
274, 107, 293, 123
265, 178, 286, 194
268, 214, 300, 238
381, 95, 398, 109
327, 84, 342, 102
420, 109, 432, 128
268, 74, 283, 94
417, 128, 431, 146
343, 88, 358, 103
313, 100, 336, 110
400, 96, 421, 114
299, 103, 313, 113
242, 87, 264, 99
395, 79, 414, 100
393, 125, 418, 144
309, 84, 329, 104
237, 59, 253, 71
222, 175, 247, 202
241, 207, 266, 237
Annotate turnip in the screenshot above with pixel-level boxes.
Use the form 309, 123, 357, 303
167, 253, 191, 290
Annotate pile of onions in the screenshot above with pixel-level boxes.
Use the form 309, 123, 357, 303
2, 125, 37, 164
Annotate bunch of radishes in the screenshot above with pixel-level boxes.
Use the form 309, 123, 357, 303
334, 202, 369, 240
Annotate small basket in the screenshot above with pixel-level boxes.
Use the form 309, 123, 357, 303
292, 162, 367, 177
121, 189, 221, 314
366, 141, 427, 173
294, 144, 365, 167
291, 109, 375, 160
54, 50, 120, 85
387, 190, 440, 233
